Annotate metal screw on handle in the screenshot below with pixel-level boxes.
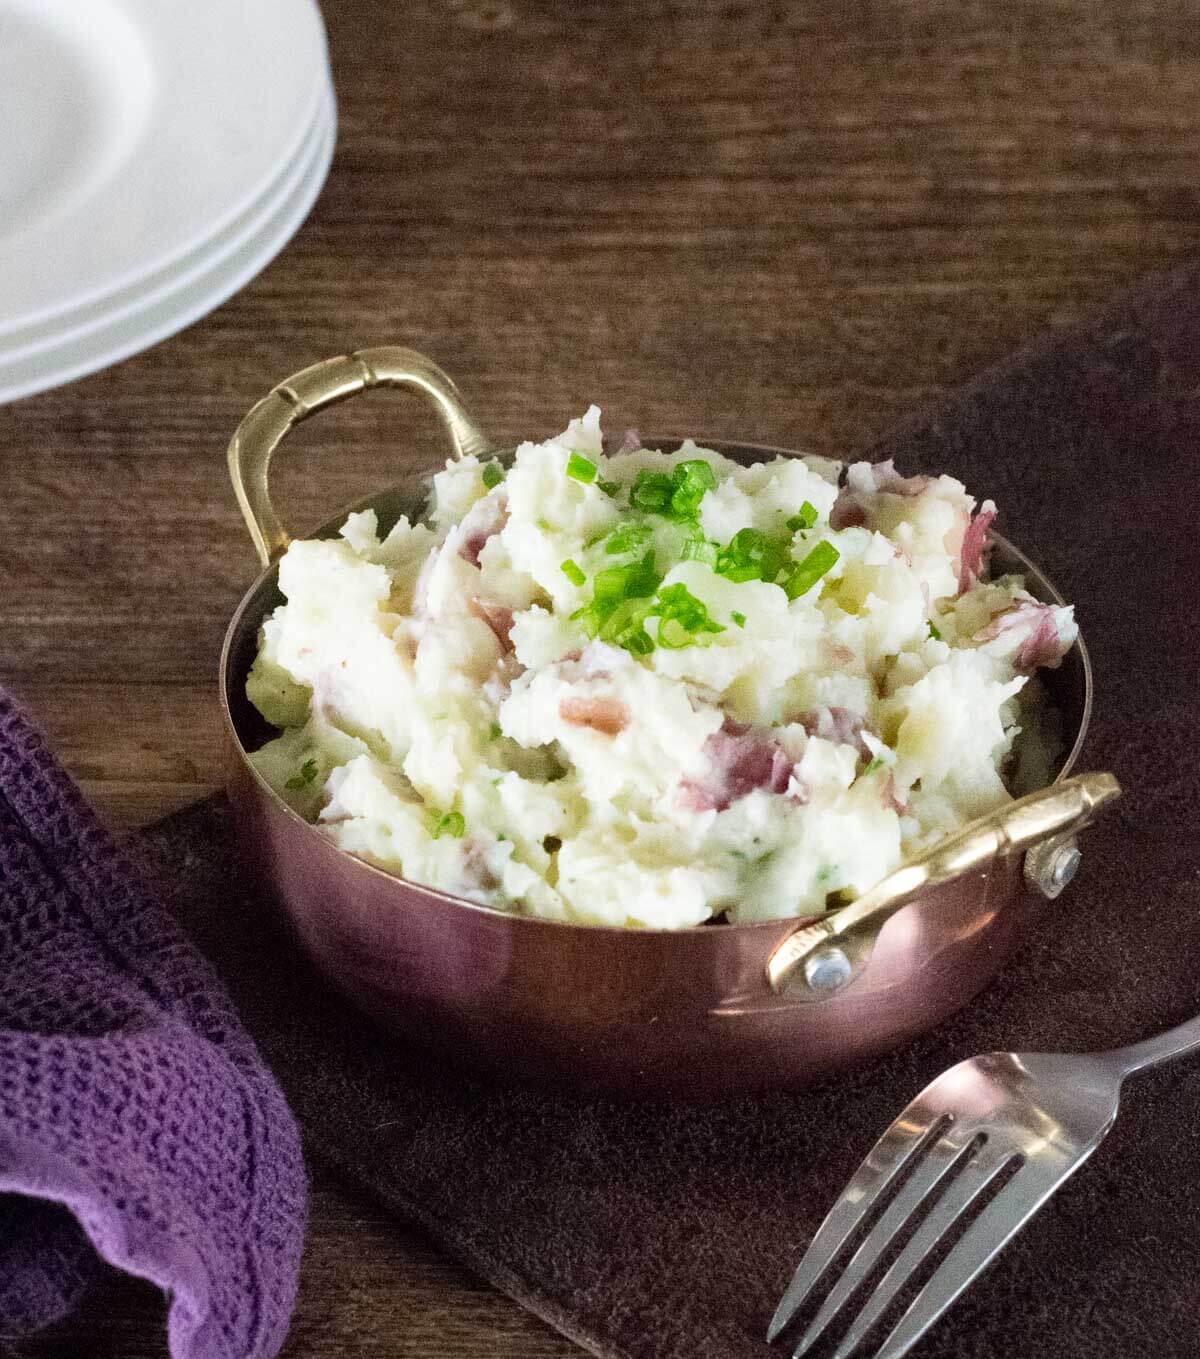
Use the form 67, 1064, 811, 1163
804, 948, 855, 993
767, 771, 1122, 1000
1025, 836, 1083, 899
227, 346, 493, 567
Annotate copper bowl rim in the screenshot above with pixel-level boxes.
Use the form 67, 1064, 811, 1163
219, 435, 1093, 938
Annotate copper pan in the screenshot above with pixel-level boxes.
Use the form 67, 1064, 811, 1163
219, 348, 1121, 1099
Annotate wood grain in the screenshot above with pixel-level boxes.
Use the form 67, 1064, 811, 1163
3, 0, 1199, 1352
1, 1180, 579, 1359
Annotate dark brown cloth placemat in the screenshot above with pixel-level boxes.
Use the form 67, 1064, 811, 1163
133, 260, 1200, 1359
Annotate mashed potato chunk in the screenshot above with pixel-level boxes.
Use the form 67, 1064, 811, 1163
247, 412, 1076, 927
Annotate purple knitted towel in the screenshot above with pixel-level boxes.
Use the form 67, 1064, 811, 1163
0, 688, 306, 1358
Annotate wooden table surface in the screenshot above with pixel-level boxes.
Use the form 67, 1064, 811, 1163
3, 1, 1200, 1354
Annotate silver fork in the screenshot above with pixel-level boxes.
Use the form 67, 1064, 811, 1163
767, 1012, 1200, 1359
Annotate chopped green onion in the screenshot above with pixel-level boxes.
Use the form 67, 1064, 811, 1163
675, 459, 717, 490
731, 610, 746, 627
566, 452, 598, 483
864, 756, 886, 775
560, 558, 586, 586
605, 522, 652, 555
627, 461, 719, 520
787, 501, 818, 532
718, 561, 765, 583
570, 604, 601, 637
928, 621, 942, 640
782, 541, 840, 600
680, 537, 719, 566
716, 527, 790, 585
602, 600, 656, 654
669, 460, 717, 517
481, 461, 504, 489
655, 618, 691, 649
646, 583, 725, 649
597, 478, 620, 496
488, 721, 502, 740
593, 550, 659, 606
572, 551, 662, 645
431, 810, 466, 839
630, 469, 675, 512
285, 758, 319, 790
622, 628, 655, 655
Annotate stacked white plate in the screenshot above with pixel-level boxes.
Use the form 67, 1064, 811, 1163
0, 0, 336, 404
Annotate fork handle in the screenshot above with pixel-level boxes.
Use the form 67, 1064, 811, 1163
1108, 1012, 1200, 1077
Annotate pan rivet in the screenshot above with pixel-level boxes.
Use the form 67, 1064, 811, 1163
1049, 844, 1082, 891
1026, 838, 1082, 899
804, 947, 853, 993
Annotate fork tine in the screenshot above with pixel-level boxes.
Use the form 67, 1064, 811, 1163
870, 1148, 1100, 1359
766, 1113, 951, 1343
789, 1128, 973, 1358
827, 1146, 1016, 1359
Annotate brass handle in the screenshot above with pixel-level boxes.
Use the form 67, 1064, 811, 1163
227, 346, 492, 566
767, 770, 1122, 999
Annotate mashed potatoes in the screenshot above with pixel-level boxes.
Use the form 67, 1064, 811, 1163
246, 410, 1077, 928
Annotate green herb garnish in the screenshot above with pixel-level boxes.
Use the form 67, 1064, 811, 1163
566, 451, 598, 483
431, 810, 466, 839
781, 541, 840, 600
680, 537, 719, 567
630, 469, 675, 513
646, 583, 725, 649
597, 478, 620, 496
864, 756, 887, 775
592, 550, 660, 608
787, 501, 818, 532
488, 721, 502, 740
668, 459, 717, 517
571, 550, 662, 645
629, 460, 717, 520
716, 528, 790, 584
285, 758, 319, 790
601, 600, 656, 655
481, 461, 504, 489
928, 621, 942, 640
731, 610, 746, 627
622, 629, 655, 656
560, 558, 586, 586
604, 522, 653, 555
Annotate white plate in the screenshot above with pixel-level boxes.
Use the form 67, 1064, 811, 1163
0, 83, 336, 404
0, 0, 328, 334
0, 76, 331, 363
